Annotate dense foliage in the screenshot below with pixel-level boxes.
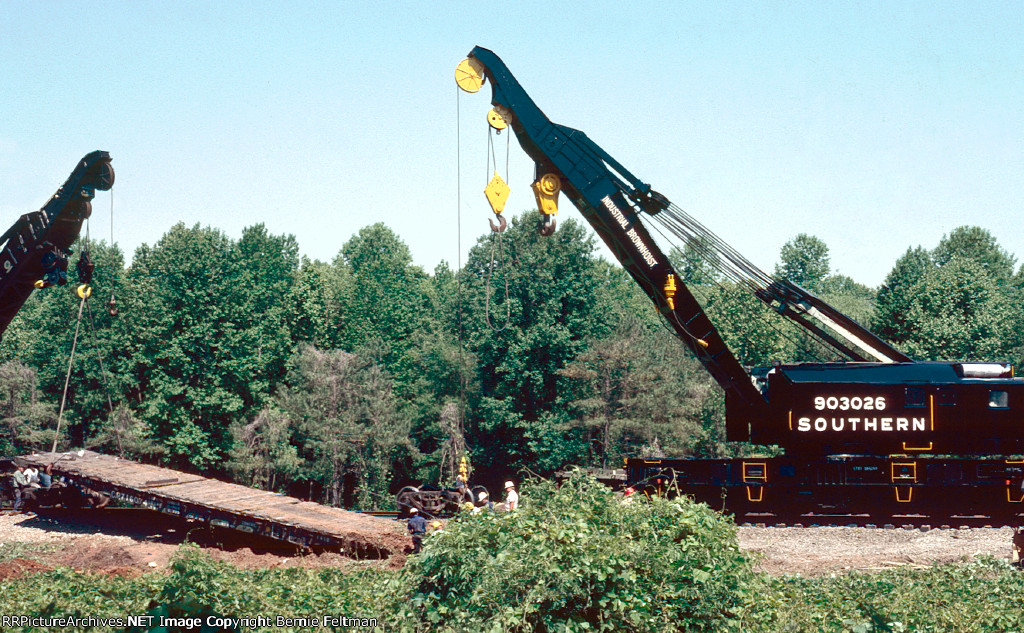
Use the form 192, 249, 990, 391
2, 212, 1024, 509
4, 479, 1024, 631
394, 475, 754, 632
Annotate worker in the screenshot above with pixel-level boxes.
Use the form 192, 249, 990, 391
1013, 528, 1024, 568
23, 467, 41, 488
504, 480, 519, 511
406, 507, 428, 553
454, 474, 469, 503
622, 486, 636, 504
11, 463, 29, 511
477, 490, 493, 512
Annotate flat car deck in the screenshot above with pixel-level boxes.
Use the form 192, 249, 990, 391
19, 451, 407, 558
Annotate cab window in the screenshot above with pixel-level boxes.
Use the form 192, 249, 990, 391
988, 390, 1009, 409
905, 387, 926, 408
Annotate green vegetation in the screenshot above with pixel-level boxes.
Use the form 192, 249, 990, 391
2, 212, 1023, 510
0, 540, 60, 563
2, 477, 1024, 632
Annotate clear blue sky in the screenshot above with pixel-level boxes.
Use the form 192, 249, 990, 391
2, 1, 1021, 288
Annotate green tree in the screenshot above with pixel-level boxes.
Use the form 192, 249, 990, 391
775, 234, 830, 291
283, 257, 350, 349
818, 274, 876, 328
228, 407, 301, 492
119, 223, 279, 468
0, 361, 57, 454
87, 404, 163, 460
277, 344, 413, 509
337, 223, 433, 369
874, 229, 1020, 362
459, 211, 611, 476
873, 246, 933, 346
228, 224, 300, 410
900, 257, 1015, 361
558, 319, 709, 468
934, 226, 1016, 282
701, 284, 788, 366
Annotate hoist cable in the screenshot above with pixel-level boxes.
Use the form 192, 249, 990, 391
84, 299, 116, 417
644, 201, 850, 361
481, 231, 509, 329
51, 293, 88, 456
655, 214, 837, 362
456, 86, 466, 434
482, 121, 512, 332
642, 212, 838, 364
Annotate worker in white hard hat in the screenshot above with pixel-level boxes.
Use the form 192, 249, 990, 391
406, 507, 428, 553
504, 480, 519, 511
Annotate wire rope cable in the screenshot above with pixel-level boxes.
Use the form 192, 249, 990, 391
483, 126, 512, 332
641, 204, 843, 363
51, 293, 87, 456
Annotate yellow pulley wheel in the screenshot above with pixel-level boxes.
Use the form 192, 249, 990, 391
537, 173, 561, 196
455, 57, 485, 93
76, 284, 92, 299
487, 108, 507, 130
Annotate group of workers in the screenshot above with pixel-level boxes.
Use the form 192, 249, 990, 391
406, 480, 519, 554
10, 462, 54, 512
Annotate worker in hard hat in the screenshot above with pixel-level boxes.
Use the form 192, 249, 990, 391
406, 507, 428, 553
472, 490, 493, 513
504, 480, 519, 511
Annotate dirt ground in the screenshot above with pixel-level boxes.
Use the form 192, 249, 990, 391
737, 524, 1016, 576
0, 508, 405, 580
0, 509, 1016, 579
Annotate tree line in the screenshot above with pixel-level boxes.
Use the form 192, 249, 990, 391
0, 213, 1021, 509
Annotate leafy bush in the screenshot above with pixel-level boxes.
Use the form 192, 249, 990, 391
129, 545, 388, 631
751, 556, 1024, 632
390, 473, 756, 632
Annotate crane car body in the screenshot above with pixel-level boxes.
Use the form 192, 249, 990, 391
458, 48, 1024, 525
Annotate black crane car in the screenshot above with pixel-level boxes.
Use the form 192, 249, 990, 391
457, 48, 1024, 525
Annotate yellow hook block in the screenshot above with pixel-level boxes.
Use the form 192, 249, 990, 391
484, 171, 511, 215
532, 172, 560, 217
76, 284, 92, 299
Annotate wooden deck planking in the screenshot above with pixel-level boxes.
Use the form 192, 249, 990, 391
19, 451, 406, 555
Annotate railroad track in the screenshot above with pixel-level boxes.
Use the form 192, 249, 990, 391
358, 510, 401, 520
736, 513, 1022, 529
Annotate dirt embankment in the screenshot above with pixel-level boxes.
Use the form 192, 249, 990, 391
0, 508, 407, 579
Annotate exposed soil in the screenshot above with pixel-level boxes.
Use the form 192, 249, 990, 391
0, 508, 408, 579
0, 509, 1016, 580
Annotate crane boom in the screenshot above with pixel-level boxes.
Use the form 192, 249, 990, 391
463, 46, 769, 440
0, 151, 114, 338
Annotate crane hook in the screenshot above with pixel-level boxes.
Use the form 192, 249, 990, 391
538, 214, 556, 236
489, 214, 507, 233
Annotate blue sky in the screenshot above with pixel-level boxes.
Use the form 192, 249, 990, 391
1, 1, 1021, 288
